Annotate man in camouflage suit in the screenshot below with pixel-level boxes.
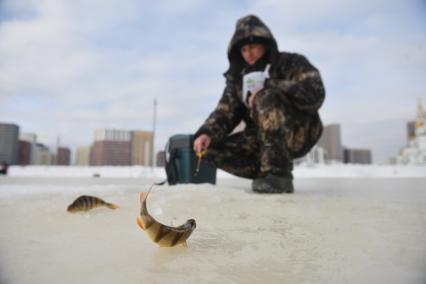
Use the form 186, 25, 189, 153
193, 15, 325, 193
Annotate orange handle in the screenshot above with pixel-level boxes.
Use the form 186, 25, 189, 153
194, 150, 207, 176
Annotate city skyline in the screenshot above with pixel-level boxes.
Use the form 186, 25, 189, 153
1, 0, 425, 163
6, 116, 426, 165
0, 124, 155, 166
1, 121, 373, 166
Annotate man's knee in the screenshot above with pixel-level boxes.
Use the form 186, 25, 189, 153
251, 93, 288, 132
253, 89, 281, 109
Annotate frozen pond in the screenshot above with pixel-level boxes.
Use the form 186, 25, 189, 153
0, 177, 425, 284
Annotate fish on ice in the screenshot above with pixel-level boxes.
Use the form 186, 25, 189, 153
136, 187, 196, 247
67, 195, 119, 213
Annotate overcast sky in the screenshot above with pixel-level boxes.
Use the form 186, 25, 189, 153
1, 0, 425, 163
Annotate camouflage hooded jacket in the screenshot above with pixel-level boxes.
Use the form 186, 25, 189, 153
195, 15, 325, 158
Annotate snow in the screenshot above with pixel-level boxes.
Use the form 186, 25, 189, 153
5, 164, 426, 179
7, 165, 167, 178
0, 168, 425, 283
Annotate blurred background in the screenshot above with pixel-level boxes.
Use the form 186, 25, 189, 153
0, 0, 425, 166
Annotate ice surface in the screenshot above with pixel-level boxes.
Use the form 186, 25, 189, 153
6, 164, 426, 178
0, 176, 425, 284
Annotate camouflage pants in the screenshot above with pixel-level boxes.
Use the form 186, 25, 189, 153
205, 89, 304, 179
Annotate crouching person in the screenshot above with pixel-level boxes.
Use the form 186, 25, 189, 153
194, 15, 325, 193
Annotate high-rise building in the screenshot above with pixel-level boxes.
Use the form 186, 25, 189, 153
0, 123, 20, 165
94, 129, 131, 141
75, 146, 90, 166
131, 131, 153, 166
91, 141, 131, 166
20, 133, 37, 164
90, 129, 131, 166
344, 148, 372, 164
317, 123, 343, 162
19, 140, 31, 165
57, 147, 71, 165
34, 143, 53, 165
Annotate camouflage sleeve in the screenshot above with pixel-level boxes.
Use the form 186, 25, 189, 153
194, 80, 245, 143
267, 54, 325, 113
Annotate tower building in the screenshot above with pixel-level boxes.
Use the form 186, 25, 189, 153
0, 123, 19, 165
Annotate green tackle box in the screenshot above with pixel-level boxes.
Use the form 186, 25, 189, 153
165, 134, 217, 185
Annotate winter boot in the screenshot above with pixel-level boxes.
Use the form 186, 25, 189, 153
251, 173, 294, 194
